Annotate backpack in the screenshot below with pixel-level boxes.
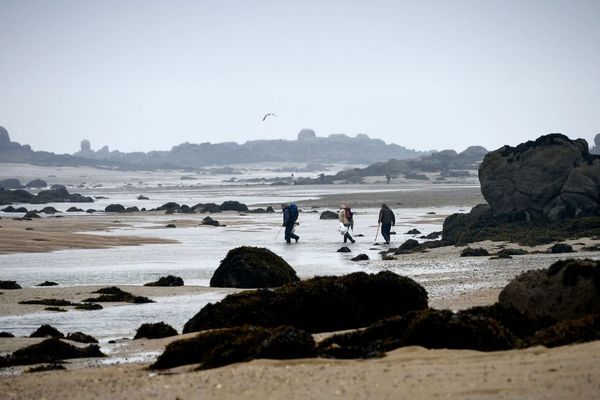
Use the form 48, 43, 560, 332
345, 207, 353, 221
289, 203, 299, 222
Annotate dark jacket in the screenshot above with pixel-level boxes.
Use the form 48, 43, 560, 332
378, 207, 395, 225
283, 206, 293, 226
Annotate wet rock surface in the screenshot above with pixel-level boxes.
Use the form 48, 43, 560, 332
133, 322, 178, 340
185, 271, 428, 334
29, 325, 65, 339
480, 134, 600, 220
151, 325, 316, 370
66, 331, 98, 344
460, 247, 490, 257
0, 280, 21, 289
499, 259, 600, 321
0, 338, 105, 368
82, 287, 154, 304
320, 210, 338, 219
144, 275, 184, 287
209, 246, 299, 288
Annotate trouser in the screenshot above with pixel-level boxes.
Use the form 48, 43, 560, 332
285, 224, 299, 243
381, 222, 392, 243
343, 224, 354, 243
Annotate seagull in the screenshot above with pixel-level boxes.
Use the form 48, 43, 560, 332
262, 113, 277, 121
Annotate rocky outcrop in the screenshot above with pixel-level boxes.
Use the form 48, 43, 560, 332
499, 259, 600, 321
30, 325, 64, 339
209, 246, 299, 288
479, 134, 600, 221
66, 331, 98, 344
185, 271, 428, 334
0, 178, 23, 189
31, 188, 93, 204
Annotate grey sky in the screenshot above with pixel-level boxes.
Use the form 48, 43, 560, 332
1, 0, 599, 154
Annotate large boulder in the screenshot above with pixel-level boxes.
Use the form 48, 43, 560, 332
499, 259, 600, 321
320, 210, 338, 219
185, 271, 428, 334
479, 134, 600, 220
105, 204, 126, 212
209, 246, 299, 288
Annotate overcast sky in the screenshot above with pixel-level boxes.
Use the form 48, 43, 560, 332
1, 0, 599, 154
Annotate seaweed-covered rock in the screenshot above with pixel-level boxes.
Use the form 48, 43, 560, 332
549, 243, 574, 254
499, 259, 600, 321
66, 331, 98, 344
320, 211, 338, 220
36, 281, 58, 287
318, 309, 514, 359
185, 271, 428, 334
151, 325, 316, 370
74, 303, 103, 311
66, 207, 84, 212
157, 202, 181, 212
105, 204, 125, 213
351, 254, 369, 261
337, 246, 351, 253
460, 247, 490, 257
144, 275, 184, 287
393, 239, 421, 254
420, 231, 442, 240
19, 299, 76, 306
219, 201, 248, 212
25, 363, 66, 373
0, 338, 104, 368
0, 280, 21, 289
82, 287, 154, 304
496, 248, 529, 257
209, 246, 299, 288
25, 179, 48, 188
526, 313, 600, 348
30, 325, 65, 339
201, 216, 221, 226
133, 322, 178, 340
405, 229, 421, 235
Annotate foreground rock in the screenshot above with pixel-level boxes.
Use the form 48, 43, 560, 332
185, 271, 428, 334
499, 259, 600, 321
151, 325, 316, 370
209, 246, 299, 288
0, 338, 105, 368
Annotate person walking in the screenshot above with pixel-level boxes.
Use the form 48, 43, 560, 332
378, 203, 395, 244
338, 204, 355, 243
281, 203, 299, 243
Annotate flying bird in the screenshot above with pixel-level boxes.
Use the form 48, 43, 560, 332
262, 113, 277, 121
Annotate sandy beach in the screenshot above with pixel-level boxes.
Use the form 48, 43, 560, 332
1, 183, 599, 399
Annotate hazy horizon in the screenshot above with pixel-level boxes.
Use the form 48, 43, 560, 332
1, 0, 599, 154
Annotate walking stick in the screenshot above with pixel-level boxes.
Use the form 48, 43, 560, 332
375, 223, 380, 241
275, 225, 283, 241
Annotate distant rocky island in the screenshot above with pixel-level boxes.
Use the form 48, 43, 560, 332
1, 126, 423, 169
73, 128, 424, 168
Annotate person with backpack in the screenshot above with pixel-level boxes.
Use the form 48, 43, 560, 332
378, 203, 395, 244
281, 203, 300, 243
338, 204, 355, 243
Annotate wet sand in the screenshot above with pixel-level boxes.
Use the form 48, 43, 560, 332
0, 216, 177, 254
1, 339, 598, 400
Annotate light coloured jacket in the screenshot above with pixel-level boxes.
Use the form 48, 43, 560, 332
338, 208, 351, 225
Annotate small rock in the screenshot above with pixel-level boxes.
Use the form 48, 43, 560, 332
337, 247, 351, 253
351, 254, 369, 261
